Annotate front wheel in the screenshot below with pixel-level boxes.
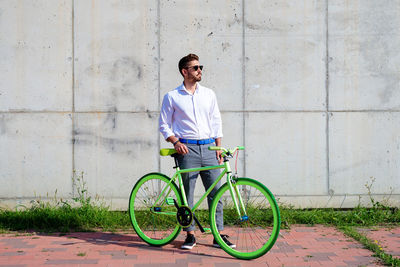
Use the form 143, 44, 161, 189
209, 178, 280, 260
129, 173, 182, 246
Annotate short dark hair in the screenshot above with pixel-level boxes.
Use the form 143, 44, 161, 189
178, 54, 199, 76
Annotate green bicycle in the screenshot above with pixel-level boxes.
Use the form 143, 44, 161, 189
128, 146, 280, 260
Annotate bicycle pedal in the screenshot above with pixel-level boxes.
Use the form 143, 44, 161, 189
240, 215, 249, 221
165, 197, 175, 205
203, 228, 212, 234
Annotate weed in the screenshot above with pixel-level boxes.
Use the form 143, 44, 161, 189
339, 226, 400, 266
365, 177, 394, 210
0, 174, 397, 233
0, 171, 130, 232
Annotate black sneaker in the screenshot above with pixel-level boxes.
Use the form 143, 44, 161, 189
181, 234, 196, 250
213, 234, 236, 248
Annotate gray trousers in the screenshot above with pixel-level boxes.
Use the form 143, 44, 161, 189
177, 143, 224, 232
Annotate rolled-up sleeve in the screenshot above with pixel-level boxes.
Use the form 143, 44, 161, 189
159, 93, 175, 140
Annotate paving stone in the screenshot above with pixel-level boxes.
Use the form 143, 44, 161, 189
315, 237, 340, 242
0, 251, 26, 256
215, 263, 242, 267
44, 259, 98, 265
50, 241, 78, 245
0, 239, 35, 249
357, 227, 400, 259
293, 227, 317, 232
41, 248, 67, 252
0, 226, 391, 266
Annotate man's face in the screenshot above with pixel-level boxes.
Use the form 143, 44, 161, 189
184, 60, 202, 82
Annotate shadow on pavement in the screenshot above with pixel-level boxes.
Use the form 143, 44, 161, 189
36, 231, 235, 260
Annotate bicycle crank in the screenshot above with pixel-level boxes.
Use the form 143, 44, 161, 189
168, 198, 206, 231
176, 206, 193, 227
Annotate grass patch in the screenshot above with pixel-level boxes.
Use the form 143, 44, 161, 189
0, 174, 398, 232
0, 171, 131, 233
280, 206, 399, 228
1, 206, 398, 233
339, 226, 400, 266
0, 205, 130, 233
0, 174, 398, 265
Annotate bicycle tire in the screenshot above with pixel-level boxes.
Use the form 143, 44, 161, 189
129, 172, 182, 246
209, 178, 280, 259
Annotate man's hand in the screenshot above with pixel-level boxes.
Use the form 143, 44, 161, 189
214, 137, 223, 164
216, 150, 223, 164
174, 141, 189, 155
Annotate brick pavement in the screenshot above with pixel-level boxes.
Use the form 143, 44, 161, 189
357, 226, 400, 259
0, 225, 390, 267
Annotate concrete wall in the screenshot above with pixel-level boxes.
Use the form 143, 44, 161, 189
0, 0, 399, 209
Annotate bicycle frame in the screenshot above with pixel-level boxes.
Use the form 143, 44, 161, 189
153, 157, 247, 220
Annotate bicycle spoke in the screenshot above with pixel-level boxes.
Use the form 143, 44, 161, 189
129, 173, 182, 246
210, 178, 280, 259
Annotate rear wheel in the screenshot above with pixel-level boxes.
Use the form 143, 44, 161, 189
129, 173, 182, 246
209, 178, 280, 259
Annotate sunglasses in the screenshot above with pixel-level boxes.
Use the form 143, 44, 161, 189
186, 65, 203, 71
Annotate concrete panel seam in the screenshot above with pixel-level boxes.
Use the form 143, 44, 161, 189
275, 195, 400, 198
325, 0, 330, 195
242, 0, 246, 178
157, 0, 161, 173
2, 193, 399, 200
72, 0, 75, 114
3, 110, 400, 114
0, 111, 162, 114
328, 110, 400, 112
71, 0, 76, 197
224, 110, 328, 113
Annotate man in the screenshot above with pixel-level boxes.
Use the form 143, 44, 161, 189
159, 54, 235, 250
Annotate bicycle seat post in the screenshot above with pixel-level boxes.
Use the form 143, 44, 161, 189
171, 154, 179, 169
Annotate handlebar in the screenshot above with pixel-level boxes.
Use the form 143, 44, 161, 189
208, 146, 244, 157
160, 146, 244, 157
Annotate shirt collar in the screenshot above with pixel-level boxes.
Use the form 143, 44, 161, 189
178, 82, 200, 95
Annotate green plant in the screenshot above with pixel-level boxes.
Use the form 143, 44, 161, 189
72, 171, 92, 207
0, 170, 132, 233
364, 177, 394, 210
340, 226, 400, 266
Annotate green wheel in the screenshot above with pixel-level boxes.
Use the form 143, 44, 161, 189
210, 178, 280, 259
129, 173, 182, 246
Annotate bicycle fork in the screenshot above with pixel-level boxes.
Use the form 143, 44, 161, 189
228, 175, 249, 221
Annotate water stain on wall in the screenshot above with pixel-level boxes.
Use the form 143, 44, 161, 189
0, 115, 6, 135
360, 37, 399, 105
356, 2, 400, 106
221, 42, 231, 52
73, 129, 154, 157
73, 112, 155, 157
227, 13, 241, 28
84, 56, 143, 109
109, 57, 142, 92
245, 19, 296, 32
105, 112, 117, 130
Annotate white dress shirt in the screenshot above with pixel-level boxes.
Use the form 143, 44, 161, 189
159, 83, 223, 140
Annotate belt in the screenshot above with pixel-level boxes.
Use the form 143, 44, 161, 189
179, 138, 215, 145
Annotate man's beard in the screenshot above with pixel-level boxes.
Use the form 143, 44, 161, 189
191, 73, 201, 82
